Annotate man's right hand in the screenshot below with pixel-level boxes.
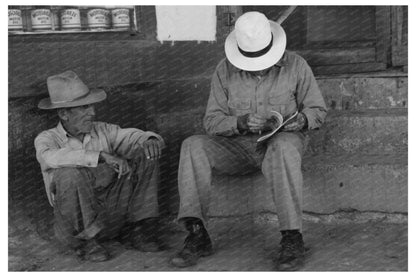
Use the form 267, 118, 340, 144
99, 152, 131, 179
237, 113, 276, 134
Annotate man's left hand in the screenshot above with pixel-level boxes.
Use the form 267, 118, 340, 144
282, 113, 307, 132
143, 138, 164, 160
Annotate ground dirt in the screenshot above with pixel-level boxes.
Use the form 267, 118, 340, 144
8, 213, 407, 271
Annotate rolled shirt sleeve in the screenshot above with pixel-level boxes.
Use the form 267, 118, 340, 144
35, 134, 100, 171
106, 123, 165, 159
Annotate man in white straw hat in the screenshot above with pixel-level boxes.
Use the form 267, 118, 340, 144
171, 12, 327, 270
35, 70, 166, 262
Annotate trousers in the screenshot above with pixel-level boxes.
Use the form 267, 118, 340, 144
177, 132, 306, 231
51, 152, 160, 248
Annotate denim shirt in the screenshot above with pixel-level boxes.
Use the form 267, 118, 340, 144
204, 51, 328, 136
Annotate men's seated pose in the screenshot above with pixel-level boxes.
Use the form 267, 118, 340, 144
35, 71, 165, 262
170, 12, 327, 270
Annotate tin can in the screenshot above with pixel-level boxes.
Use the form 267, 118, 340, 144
111, 9, 130, 29
87, 9, 110, 30
31, 9, 52, 31
61, 9, 81, 31
8, 9, 23, 31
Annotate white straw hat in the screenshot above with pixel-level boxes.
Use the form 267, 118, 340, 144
225, 11, 287, 71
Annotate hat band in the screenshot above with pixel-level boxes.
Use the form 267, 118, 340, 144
238, 33, 274, 58
51, 90, 91, 104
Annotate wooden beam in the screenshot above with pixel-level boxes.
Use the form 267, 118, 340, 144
276, 6, 297, 25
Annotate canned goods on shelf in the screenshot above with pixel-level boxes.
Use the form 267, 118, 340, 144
8, 9, 23, 31
111, 9, 130, 30
31, 9, 52, 31
87, 9, 111, 30
61, 9, 81, 31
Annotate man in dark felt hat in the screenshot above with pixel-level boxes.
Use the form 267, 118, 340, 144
170, 11, 327, 270
35, 70, 166, 262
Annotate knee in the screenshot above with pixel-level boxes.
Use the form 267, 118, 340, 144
181, 135, 209, 152
53, 167, 94, 188
267, 133, 301, 154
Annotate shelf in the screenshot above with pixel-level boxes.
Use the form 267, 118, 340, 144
9, 28, 136, 36
8, 6, 139, 36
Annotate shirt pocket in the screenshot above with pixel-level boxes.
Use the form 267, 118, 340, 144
267, 93, 296, 117
228, 98, 251, 116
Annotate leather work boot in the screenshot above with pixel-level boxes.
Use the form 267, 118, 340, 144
130, 218, 165, 252
81, 239, 110, 262
170, 218, 213, 268
276, 231, 305, 271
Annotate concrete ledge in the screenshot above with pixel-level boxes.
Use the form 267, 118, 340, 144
307, 109, 407, 155
207, 154, 407, 217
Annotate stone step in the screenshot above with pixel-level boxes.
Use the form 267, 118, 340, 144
208, 153, 407, 217
306, 109, 407, 155
143, 75, 407, 118
154, 108, 408, 156
316, 75, 407, 110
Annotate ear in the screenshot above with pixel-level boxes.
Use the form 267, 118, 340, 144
57, 109, 68, 121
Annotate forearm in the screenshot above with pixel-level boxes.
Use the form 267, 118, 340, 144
38, 148, 100, 169
203, 114, 240, 136
301, 107, 327, 130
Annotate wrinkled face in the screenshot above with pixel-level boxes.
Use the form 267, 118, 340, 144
62, 104, 96, 135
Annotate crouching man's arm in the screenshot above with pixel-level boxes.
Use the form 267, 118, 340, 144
35, 133, 100, 170
104, 123, 165, 161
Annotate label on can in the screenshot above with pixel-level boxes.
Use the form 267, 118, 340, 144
61, 9, 81, 30
87, 9, 110, 29
112, 9, 130, 28
8, 9, 23, 30
31, 9, 52, 30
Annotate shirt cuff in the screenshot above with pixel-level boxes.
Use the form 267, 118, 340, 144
231, 116, 244, 135
85, 150, 100, 167
301, 110, 315, 130
138, 131, 165, 147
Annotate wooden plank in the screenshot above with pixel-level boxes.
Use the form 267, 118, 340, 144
138, 6, 157, 40
391, 6, 408, 66
296, 48, 376, 65
375, 6, 390, 64
312, 62, 387, 75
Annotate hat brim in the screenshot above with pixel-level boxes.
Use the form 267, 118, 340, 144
225, 21, 287, 71
38, 89, 107, 110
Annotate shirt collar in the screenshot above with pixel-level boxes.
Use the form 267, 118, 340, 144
56, 121, 96, 142
230, 51, 288, 73
56, 121, 69, 142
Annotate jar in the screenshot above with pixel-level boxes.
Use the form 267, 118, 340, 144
87, 9, 110, 30
111, 9, 130, 29
8, 9, 23, 31
61, 9, 81, 31
31, 9, 52, 31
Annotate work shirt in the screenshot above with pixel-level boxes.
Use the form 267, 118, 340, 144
204, 51, 327, 136
35, 121, 164, 205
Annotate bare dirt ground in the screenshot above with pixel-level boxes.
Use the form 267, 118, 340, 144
9, 213, 407, 271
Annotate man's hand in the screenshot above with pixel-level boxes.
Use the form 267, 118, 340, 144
237, 113, 277, 134
282, 112, 307, 132
99, 151, 131, 179
143, 137, 164, 160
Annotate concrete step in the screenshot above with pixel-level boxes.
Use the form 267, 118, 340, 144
317, 76, 407, 110
154, 108, 408, 158
306, 109, 407, 155
208, 153, 407, 217
143, 75, 407, 118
